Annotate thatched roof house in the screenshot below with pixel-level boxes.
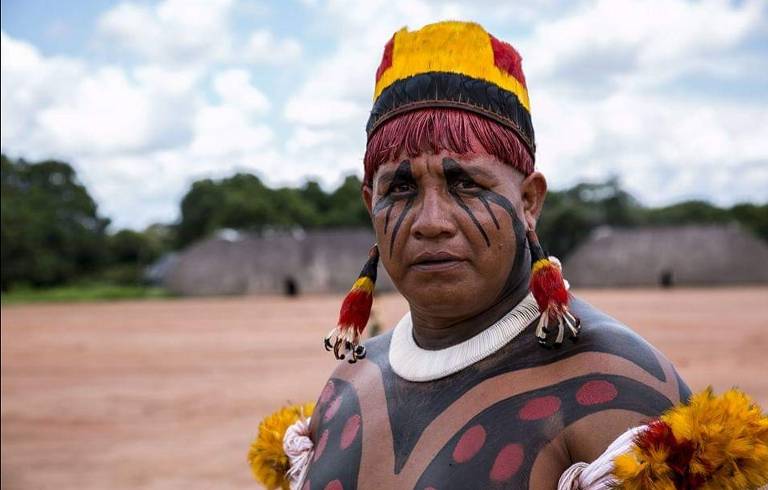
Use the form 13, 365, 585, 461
564, 224, 768, 287
163, 228, 395, 296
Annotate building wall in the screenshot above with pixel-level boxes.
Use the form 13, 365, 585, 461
163, 228, 396, 296
564, 224, 768, 287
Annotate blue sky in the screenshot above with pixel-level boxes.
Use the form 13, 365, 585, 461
2, 0, 767, 229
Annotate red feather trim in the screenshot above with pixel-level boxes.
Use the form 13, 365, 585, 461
530, 261, 569, 312
634, 419, 704, 489
337, 289, 373, 334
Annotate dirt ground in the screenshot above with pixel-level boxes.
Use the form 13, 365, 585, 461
2, 287, 767, 489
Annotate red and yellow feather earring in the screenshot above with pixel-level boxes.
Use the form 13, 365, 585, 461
527, 229, 580, 347
324, 244, 379, 362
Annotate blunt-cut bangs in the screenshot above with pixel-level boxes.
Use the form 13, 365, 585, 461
363, 108, 534, 186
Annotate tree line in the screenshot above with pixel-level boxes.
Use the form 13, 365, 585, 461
2, 154, 766, 291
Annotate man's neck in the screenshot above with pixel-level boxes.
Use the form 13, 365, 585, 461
409, 278, 531, 351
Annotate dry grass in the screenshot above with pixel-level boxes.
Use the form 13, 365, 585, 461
2, 287, 766, 489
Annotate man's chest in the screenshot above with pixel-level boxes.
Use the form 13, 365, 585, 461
302, 356, 673, 490
302, 368, 591, 490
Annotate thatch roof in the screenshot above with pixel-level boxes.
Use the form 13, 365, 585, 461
163, 228, 395, 296
564, 224, 768, 287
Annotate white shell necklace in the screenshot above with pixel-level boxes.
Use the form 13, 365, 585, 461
388, 293, 540, 382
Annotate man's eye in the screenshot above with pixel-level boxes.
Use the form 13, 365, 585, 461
454, 178, 479, 190
390, 182, 415, 194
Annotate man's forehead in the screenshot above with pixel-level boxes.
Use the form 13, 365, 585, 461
375, 154, 506, 182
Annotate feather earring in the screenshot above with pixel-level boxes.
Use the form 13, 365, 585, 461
324, 244, 379, 363
527, 229, 580, 347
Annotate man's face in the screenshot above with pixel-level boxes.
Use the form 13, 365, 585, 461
363, 148, 543, 320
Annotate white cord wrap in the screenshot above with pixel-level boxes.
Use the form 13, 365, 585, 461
557, 425, 644, 489
283, 416, 314, 490
558, 424, 768, 489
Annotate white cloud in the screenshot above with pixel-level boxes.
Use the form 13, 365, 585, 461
281, 0, 472, 186
519, 0, 764, 89
97, 0, 235, 66
2, 0, 766, 230
37, 67, 157, 155
188, 69, 273, 160
1, 32, 85, 158
286, 127, 340, 153
533, 88, 768, 206
134, 65, 202, 95
1, 30, 276, 228
212, 69, 270, 115
280, 0, 767, 210
189, 105, 273, 159
507, 0, 768, 206
243, 30, 302, 64
284, 97, 366, 127
97, 0, 303, 68
2, 47, 200, 158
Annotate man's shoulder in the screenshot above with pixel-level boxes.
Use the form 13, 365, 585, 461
552, 296, 692, 462
563, 296, 671, 381
484, 295, 689, 408
571, 295, 651, 348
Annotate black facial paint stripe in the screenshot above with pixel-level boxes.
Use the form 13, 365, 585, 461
442, 158, 492, 247
372, 160, 413, 215
372, 160, 415, 255
478, 195, 500, 229
442, 157, 530, 302
372, 195, 390, 215
477, 190, 515, 217
384, 204, 393, 234
473, 188, 530, 302
450, 192, 490, 247
389, 196, 415, 256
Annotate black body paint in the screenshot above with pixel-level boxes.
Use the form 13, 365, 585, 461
364, 297, 668, 474
305, 299, 684, 489
304, 378, 363, 490
372, 160, 416, 256
675, 368, 693, 403
414, 374, 672, 489
309, 158, 685, 487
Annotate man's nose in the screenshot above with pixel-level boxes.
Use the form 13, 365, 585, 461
410, 188, 456, 240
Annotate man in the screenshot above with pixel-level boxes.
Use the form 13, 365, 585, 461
304, 21, 691, 489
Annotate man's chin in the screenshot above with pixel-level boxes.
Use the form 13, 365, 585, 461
401, 282, 478, 316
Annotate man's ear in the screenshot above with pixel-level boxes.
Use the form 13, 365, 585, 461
361, 183, 373, 217
521, 171, 547, 229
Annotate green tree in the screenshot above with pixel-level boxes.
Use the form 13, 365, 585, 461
538, 178, 643, 259
176, 173, 285, 247
1, 155, 110, 290
644, 200, 729, 225
324, 175, 370, 227
729, 203, 768, 242
101, 226, 172, 285
175, 173, 370, 247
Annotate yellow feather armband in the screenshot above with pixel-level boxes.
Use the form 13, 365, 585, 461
614, 388, 768, 489
248, 402, 315, 490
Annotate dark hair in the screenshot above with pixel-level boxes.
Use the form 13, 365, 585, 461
363, 108, 534, 186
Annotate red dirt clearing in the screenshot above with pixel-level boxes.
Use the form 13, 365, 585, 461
2, 288, 766, 489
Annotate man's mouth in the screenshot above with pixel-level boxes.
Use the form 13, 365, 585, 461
410, 252, 465, 271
